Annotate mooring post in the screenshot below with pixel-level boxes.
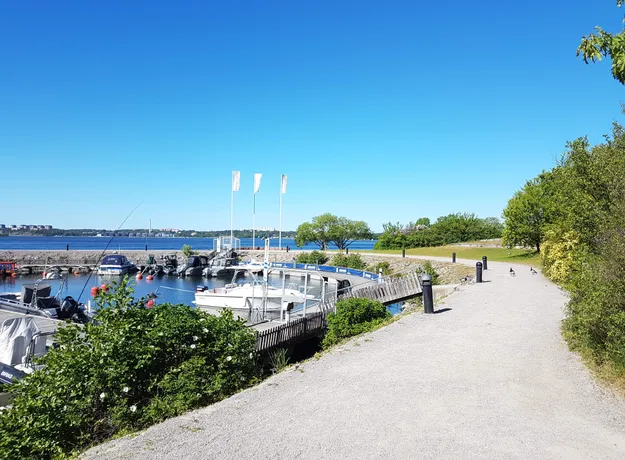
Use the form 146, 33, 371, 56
346, 247, 349, 255
66, 244, 69, 251
482, 256, 488, 270
422, 274, 434, 314
476, 262, 483, 283
402, 248, 406, 258
452, 252, 456, 263
145, 244, 148, 252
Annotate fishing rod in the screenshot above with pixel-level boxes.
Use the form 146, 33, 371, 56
77, 202, 143, 303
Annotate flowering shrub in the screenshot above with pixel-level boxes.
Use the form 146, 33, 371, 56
0, 278, 259, 458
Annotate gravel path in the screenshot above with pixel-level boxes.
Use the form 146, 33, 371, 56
83, 260, 625, 460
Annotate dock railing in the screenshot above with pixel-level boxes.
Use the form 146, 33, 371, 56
255, 271, 422, 353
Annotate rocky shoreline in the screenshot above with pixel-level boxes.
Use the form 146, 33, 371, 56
0, 249, 473, 285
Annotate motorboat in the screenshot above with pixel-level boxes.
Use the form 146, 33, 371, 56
0, 280, 90, 324
0, 316, 52, 385
203, 256, 238, 278
177, 255, 211, 277
161, 254, 179, 276
97, 254, 137, 276
193, 273, 313, 321
43, 267, 62, 280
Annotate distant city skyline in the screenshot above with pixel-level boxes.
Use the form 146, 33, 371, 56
1, 1, 622, 232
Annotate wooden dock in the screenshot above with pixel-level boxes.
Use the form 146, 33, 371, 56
254, 272, 422, 353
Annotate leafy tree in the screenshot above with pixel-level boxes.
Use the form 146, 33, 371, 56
415, 217, 431, 226
294, 213, 373, 250
577, 1, 625, 84
0, 278, 259, 458
502, 174, 555, 252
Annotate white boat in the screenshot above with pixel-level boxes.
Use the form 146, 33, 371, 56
97, 254, 137, 276
193, 276, 313, 321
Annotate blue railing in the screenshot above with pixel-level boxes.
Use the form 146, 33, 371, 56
267, 262, 379, 280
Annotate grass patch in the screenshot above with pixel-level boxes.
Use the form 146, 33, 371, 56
359, 246, 540, 265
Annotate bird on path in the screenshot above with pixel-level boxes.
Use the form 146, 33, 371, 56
530, 267, 538, 275
510, 268, 516, 277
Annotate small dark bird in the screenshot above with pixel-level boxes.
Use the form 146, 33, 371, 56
530, 267, 538, 275
460, 276, 469, 283
510, 268, 516, 277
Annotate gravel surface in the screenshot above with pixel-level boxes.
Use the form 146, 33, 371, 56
83, 259, 625, 460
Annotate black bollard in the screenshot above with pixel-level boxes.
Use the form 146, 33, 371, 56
452, 252, 456, 263
145, 244, 148, 252
402, 248, 406, 258
66, 244, 69, 251
422, 274, 434, 314
482, 256, 488, 270
346, 247, 349, 255
476, 262, 483, 283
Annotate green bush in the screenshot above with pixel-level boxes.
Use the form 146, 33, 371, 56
331, 253, 366, 270
416, 260, 440, 285
0, 278, 259, 458
181, 244, 195, 258
367, 261, 392, 275
295, 250, 329, 265
322, 298, 391, 348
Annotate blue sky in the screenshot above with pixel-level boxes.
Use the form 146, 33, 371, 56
0, 1, 623, 232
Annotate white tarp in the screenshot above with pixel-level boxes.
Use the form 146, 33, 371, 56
0, 317, 40, 366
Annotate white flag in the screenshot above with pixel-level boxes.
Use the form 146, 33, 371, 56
232, 170, 240, 192
281, 174, 288, 194
254, 173, 262, 194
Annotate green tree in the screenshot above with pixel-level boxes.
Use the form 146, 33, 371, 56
294, 213, 373, 250
502, 174, 555, 252
415, 217, 430, 226
577, 1, 625, 84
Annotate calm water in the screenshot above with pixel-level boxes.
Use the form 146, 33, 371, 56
0, 236, 377, 251
0, 271, 329, 308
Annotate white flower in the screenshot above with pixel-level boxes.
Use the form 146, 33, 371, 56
203, 328, 208, 333
123, 387, 129, 393
226, 356, 232, 361
130, 405, 137, 413
200, 318, 206, 322
192, 336, 198, 341
249, 353, 254, 359
100, 392, 106, 400
190, 344, 196, 349
158, 332, 164, 336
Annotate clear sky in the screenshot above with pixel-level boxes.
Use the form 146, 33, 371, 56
0, 1, 623, 232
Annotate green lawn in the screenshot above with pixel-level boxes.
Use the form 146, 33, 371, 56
361, 245, 540, 265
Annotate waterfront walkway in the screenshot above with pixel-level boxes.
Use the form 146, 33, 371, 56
83, 258, 625, 460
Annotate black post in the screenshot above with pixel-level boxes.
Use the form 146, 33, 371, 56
422, 274, 434, 314
66, 244, 69, 251
145, 244, 148, 252
482, 256, 488, 270
402, 249, 406, 258
476, 262, 483, 283
346, 247, 349, 255
452, 252, 456, 263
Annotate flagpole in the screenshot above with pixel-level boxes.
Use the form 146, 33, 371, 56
279, 186, 283, 250
230, 188, 234, 246
253, 192, 256, 249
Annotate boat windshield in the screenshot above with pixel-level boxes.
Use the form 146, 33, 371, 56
101, 255, 125, 265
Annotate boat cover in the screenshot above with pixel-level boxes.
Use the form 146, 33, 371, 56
0, 317, 40, 366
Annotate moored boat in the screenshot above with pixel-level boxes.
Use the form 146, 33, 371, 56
97, 254, 137, 276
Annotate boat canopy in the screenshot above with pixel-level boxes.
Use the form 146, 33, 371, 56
101, 255, 126, 266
